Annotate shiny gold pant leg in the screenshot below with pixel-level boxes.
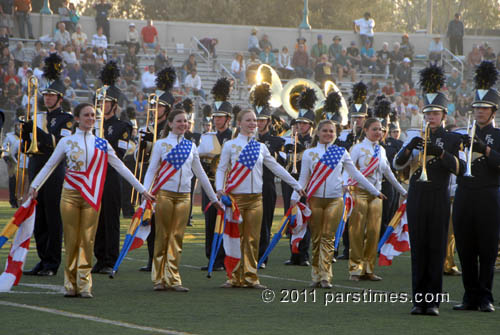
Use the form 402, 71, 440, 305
60, 189, 100, 294
363, 195, 382, 274
309, 197, 344, 283
444, 211, 458, 272
152, 191, 190, 287
230, 194, 263, 287
349, 190, 369, 275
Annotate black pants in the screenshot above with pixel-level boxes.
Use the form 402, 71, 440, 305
406, 184, 449, 308
120, 156, 136, 217
202, 187, 225, 267
29, 160, 65, 273
188, 176, 197, 224
8, 174, 17, 207
453, 186, 500, 305
94, 168, 122, 269
449, 36, 463, 55
380, 180, 398, 240
259, 179, 277, 264
281, 180, 310, 263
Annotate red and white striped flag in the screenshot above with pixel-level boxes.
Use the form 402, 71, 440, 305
224, 140, 261, 194
65, 137, 108, 211
348, 144, 380, 186
379, 203, 410, 266
0, 197, 37, 292
289, 202, 311, 254
222, 201, 242, 278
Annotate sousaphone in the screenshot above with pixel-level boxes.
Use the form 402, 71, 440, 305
281, 78, 324, 119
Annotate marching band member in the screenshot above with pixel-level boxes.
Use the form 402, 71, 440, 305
143, 109, 221, 292
394, 66, 465, 316
27, 103, 154, 298
453, 61, 500, 313
216, 109, 305, 288
348, 118, 406, 282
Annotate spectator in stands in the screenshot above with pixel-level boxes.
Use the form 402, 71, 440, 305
123, 44, 140, 77
33, 59, 42, 80
141, 64, 156, 94
72, 24, 87, 59
246, 52, 261, 85
58, 0, 74, 33
428, 36, 444, 66
10, 41, 26, 68
199, 37, 218, 58
68, 2, 80, 30
335, 47, 356, 82
182, 53, 197, 82
455, 96, 468, 124
409, 105, 423, 127
311, 34, 328, 66
496, 54, 500, 70
466, 44, 483, 73
3, 76, 20, 108
0, 27, 8, 50
94, 46, 107, 69
93, 0, 111, 41
0, 1, 14, 37
258, 34, 273, 52
292, 43, 311, 78
141, 19, 159, 53
295, 37, 307, 51
126, 22, 140, 53
400, 34, 414, 61
184, 68, 206, 99
109, 48, 121, 66
31, 46, 46, 69
401, 82, 416, 97
91, 26, 108, 50
68, 61, 88, 90
367, 77, 380, 95
398, 109, 410, 130
376, 42, 391, 77
248, 28, 261, 54
231, 53, 245, 85
81, 46, 98, 76
456, 79, 472, 99
446, 68, 461, 99
62, 44, 77, 68
394, 57, 412, 92
382, 80, 395, 96
389, 42, 404, 75
63, 76, 77, 106
14, 0, 34, 39
122, 62, 136, 85
48, 41, 57, 54
259, 46, 276, 67
278, 46, 294, 79
133, 91, 147, 114
328, 35, 342, 64
314, 54, 334, 87
16, 60, 29, 81
353, 12, 375, 47
447, 13, 464, 56
483, 45, 496, 62
154, 47, 171, 70
360, 40, 376, 72
392, 95, 405, 115
346, 41, 361, 70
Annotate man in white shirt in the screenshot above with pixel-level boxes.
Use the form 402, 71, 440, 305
91, 27, 108, 50
184, 69, 205, 99
353, 12, 375, 47
72, 24, 88, 58
141, 65, 157, 94
54, 22, 72, 47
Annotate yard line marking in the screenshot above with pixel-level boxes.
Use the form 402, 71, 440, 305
19, 283, 65, 292
0, 301, 195, 335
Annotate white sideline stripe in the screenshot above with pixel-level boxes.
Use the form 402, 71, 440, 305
0, 301, 194, 335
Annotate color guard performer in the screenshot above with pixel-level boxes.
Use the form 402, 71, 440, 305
216, 109, 305, 288
453, 61, 500, 312
394, 65, 465, 316
27, 103, 154, 298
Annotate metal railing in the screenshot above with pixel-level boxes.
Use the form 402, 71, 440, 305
443, 47, 464, 78
190, 36, 210, 64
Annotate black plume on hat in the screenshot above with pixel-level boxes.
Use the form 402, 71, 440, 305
43, 53, 63, 81
232, 105, 242, 118
100, 61, 120, 86
299, 88, 317, 111
352, 82, 368, 104
474, 61, 498, 90
325, 91, 342, 114
126, 106, 136, 119
211, 78, 231, 101
374, 97, 392, 120
183, 98, 194, 113
419, 65, 445, 93
156, 67, 176, 91
252, 83, 271, 107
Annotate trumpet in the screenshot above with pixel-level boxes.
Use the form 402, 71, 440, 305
131, 93, 159, 206
94, 85, 109, 138
418, 121, 430, 182
464, 114, 476, 178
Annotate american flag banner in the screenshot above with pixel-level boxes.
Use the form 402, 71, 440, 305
305, 145, 345, 200
289, 202, 311, 254
348, 144, 380, 186
378, 201, 410, 266
334, 192, 354, 250
151, 139, 193, 195
222, 196, 242, 279
65, 136, 108, 211
224, 140, 261, 194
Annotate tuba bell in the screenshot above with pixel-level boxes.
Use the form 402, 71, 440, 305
249, 64, 283, 108
281, 78, 324, 119
314, 80, 349, 126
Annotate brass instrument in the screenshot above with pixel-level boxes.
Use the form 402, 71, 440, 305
131, 93, 159, 206
94, 85, 109, 138
464, 113, 476, 178
249, 64, 283, 108
314, 80, 349, 126
418, 121, 430, 182
281, 78, 324, 119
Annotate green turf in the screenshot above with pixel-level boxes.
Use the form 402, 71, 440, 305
0, 201, 499, 335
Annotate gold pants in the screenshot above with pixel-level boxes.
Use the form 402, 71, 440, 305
309, 197, 344, 283
152, 190, 191, 287
229, 193, 263, 287
60, 188, 100, 294
349, 188, 382, 276
444, 212, 459, 272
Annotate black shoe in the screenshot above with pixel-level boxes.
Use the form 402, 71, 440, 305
480, 302, 495, 312
425, 307, 439, 316
98, 267, 113, 275
38, 269, 56, 276
187, 221, 193, 227
91, 266, 102, 274
453, 303, 478, 311
284, 260, 298, 266
410, 306, 425, 315
139, 265, 152, 272
23, 267, 41, 276
337, 254, 349, 260
299, 260, 311, 266
201, 266, 209, 271
213, 266, 225, 271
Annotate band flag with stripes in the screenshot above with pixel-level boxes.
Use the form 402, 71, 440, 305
305, 145, 345, 200
224, 140, 261, 193
289, 202, 311, 254
221, 196, 242, 279
65, 136, 108, 211
334, 192, 354, 250
348, 144, 380, 186
378, 201, 410, 266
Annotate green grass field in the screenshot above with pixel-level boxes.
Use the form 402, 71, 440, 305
1, 201, 499, 335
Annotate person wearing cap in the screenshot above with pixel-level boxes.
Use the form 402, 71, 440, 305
346, 41, 361, 70
126, 22, 140, 53
248, 28, 261, 54
23, 53, 74, 277
292, 43, 311, 78
328, 36, 343, 64
447, 13, 464, 56
394, 65, 465, 316
452, 61, 500, 313
93, 0, 111, 40
311, 34, 328, 66
353, 12, 375, 48
395, 57, 413, 92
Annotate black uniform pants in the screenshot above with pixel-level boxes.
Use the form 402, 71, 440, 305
188, 176, 197, 223
94, 168, 122, 269
121, 156, 136, 217
282, 180, 310, 263
259, 179, 277, 264
202, 187, 225, 267
29, 161, 65, 273
380, 180, 398, 240
453, 186, 500, 305
8, 174, 17, 207
407, 184, 449, 308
